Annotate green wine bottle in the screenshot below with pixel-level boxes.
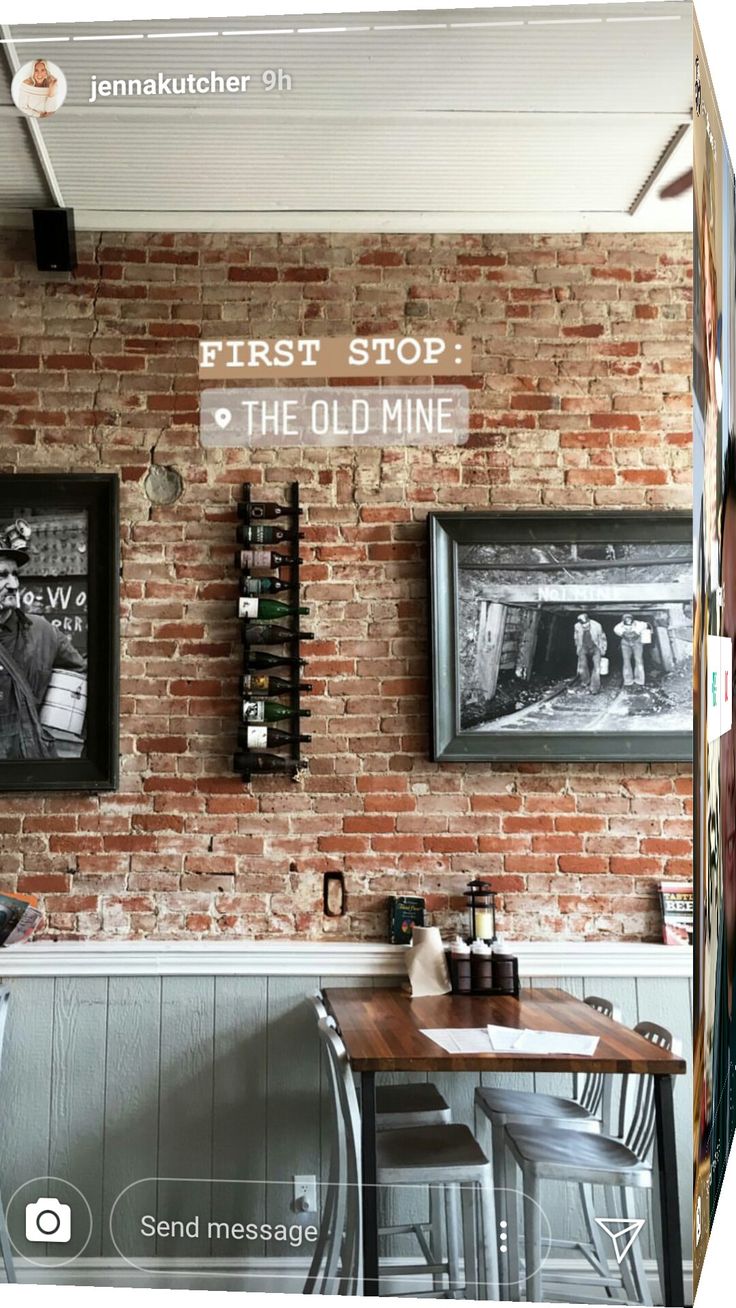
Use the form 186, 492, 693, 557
241, 673, 313, 696
246, 651, 306, 671
239, 576, 296, 596
235, 550, 302, 569
238, 597, 309, 620
238, 725, 312, 749
237, 524, 303, 546
242, 700, 312, 723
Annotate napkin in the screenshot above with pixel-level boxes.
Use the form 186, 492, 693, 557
406, 926, 452, 997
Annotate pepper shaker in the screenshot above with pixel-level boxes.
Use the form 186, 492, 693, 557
450, 937, 472, 993
492, 937, 518, 995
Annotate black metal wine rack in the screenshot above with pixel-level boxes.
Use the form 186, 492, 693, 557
235, 480, 309, 783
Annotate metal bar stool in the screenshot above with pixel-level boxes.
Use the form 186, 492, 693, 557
305, 993, 452, 1295
474, 994, 620, 1298
0, 987, 16, 1284
315, 1016, 499, 1299
504, 1020, 677, 1306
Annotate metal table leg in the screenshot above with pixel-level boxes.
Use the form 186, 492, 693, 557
361, 1070, 379, 1296
653, 1075, 684, 1307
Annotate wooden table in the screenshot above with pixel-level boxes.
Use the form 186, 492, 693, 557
324, 986, 687, 1305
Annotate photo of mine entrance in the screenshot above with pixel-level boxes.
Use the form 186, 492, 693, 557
459, 541, 692, 734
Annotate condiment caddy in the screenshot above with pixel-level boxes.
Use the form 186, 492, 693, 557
446, 936, 520, 998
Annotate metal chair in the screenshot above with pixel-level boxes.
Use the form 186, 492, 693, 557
309, 993, 452, 1129
305, 992, 451, 1295
504, 1020, 677, 1306
474, 993, 620, 1298
0, 987, 16, 1284
314, 1015, 499, 1298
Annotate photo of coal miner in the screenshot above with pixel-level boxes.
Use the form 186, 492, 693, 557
0, 514, 88, 761
573, 612, 607, 694
614, 613, 651, 688
459, 540, 691, 736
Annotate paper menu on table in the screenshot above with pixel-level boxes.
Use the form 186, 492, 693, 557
420, 1027, 599, 1056
487, 1025, 599, 1056
419, 1028, 493, 1054
510, 1029, 599, 1056
485, 1024, 524, 1052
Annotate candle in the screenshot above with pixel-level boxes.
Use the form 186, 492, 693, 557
475, 908, 494, 940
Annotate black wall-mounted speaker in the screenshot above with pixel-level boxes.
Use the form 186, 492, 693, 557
32, 208, 77, 272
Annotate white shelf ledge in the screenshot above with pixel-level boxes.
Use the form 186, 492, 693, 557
0, 939, 692, 979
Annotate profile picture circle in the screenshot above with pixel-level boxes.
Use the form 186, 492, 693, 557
11, 59, 67, 120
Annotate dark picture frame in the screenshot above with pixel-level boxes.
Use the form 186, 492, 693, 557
0, 474, 119, 791
429, 510, 692, 763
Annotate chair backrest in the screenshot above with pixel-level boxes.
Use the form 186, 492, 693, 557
0, 988, 9, 1073
317, 1018, 363, 1293
308, 991, 329, 1023
318, 1018, 362, 1181
576, 995, 621, 1115
616, 1020, 675, 1161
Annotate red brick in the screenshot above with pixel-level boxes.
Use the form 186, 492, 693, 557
18, 874, 72, 893
0, 227, 691, 941
228, 266, 278, 282
138, 737, 188, 753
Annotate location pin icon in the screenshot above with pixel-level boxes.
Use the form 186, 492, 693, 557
214, 407, 232, 430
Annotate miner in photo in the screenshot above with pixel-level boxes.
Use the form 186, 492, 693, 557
0, 522, 86, 760
614, 612, 649, 688
574, 611, 607, 695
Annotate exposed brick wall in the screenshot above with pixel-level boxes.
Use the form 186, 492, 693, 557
0, 228, 692, 941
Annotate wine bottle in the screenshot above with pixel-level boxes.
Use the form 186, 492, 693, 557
239, 576, 296, 597
237, 523, 303, 546
238, 725, 312, 749
242, 623, 314, 646
246, 651, 306, 671
237, 500, 302, 521
238, 597, 309, 620
235, 550, 302, 570
241, 673, 313, 696
234, 751, 297, 776
242, 700, 312, 723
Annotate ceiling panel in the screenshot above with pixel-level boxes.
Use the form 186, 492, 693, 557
1, 3, 693, 230
42, 113, 681, 213
0, 120, 50, 207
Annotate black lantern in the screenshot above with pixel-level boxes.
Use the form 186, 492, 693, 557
464, 879, 496, 943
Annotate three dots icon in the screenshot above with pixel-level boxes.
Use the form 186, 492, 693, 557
499, 1219, 508, 1255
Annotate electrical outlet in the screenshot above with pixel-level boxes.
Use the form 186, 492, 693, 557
293, 1174, 317, 1212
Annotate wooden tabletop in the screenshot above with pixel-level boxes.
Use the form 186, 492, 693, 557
323, 987, 687, 1075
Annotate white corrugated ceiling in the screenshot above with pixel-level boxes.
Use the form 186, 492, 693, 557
0, 3, 693, 231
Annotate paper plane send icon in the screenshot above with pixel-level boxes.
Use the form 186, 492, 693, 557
594, 1217, 646, 1265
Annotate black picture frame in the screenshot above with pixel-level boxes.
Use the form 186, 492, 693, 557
429, 510, 692, 764
0, 474, 119, 791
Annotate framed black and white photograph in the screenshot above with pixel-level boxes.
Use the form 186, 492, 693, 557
0, 474, 119, 791
429, 511, 692, 763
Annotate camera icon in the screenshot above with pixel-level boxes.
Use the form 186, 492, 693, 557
25, 1197, 72, 1243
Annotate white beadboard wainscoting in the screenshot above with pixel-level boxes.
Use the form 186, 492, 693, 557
0, 940, 692, 1294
